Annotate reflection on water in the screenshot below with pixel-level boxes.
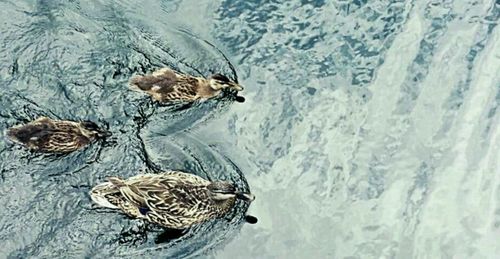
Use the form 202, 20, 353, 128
1, 0, 499, 258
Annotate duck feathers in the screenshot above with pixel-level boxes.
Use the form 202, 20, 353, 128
90, 171, 236, 229
6, 117, 102, 153
130, 68, 203, 102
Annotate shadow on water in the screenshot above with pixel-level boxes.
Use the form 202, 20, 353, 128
0, 0, 251, 258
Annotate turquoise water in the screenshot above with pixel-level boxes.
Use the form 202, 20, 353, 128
1, 0, 499, 258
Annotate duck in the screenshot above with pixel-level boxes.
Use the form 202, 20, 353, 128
129, 68, 244, 103
90, 171, 255, 229
6, 117, 107, 153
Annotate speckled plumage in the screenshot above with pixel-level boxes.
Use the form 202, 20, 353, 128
90, 171, 252, 229
6, 117, 105, 153
129, 68, 243, 103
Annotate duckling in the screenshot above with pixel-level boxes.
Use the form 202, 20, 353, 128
90, 171, 255, 229
6, 117, 107, 153
129, 68, 244, 103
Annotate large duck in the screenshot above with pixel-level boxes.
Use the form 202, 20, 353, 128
90, 171, 255, 229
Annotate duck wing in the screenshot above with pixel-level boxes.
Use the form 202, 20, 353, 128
113, 172, 214, 228
147, 181, 209, 213
108, 177, 148, 210
108, 175, 191, 216
43, 131, 90, 153
130, 68, 201, 102
144, 182, 212, 228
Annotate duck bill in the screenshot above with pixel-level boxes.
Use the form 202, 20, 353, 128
235, 192, 255, 202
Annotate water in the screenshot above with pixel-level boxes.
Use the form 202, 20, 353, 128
0, 0, 499, 258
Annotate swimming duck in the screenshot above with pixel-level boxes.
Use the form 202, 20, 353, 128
90, 171, 255, 229
6, 117, 107, 153
129, 68, 244, 103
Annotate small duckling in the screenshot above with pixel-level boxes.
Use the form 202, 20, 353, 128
129, 68, 244, 103
90, 171, 255, 229
6, 117, 107, 153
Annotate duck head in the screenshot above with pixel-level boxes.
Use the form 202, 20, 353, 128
208, 181, 255, 202
79, 121, 110, 139
208, 74, 244, 92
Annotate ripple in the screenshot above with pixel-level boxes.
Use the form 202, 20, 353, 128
0, 0, 251, 257
216, 0, 411, 85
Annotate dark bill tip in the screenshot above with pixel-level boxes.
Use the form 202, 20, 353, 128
245, 215, 258, 224
235, 96, 245, 103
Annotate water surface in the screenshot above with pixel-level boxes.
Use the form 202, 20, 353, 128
0, 0, 499, 258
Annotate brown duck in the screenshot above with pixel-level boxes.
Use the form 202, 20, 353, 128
6, 117, 107, 153
90, 171, 255, 229
129, 68, 243, 103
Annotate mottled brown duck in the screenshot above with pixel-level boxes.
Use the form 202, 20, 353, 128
129, 68, 243, 103
90, 171, 255, 229
6, 117, 107, 153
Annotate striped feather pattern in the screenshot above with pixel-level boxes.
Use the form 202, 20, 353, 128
90, 171, 238, 229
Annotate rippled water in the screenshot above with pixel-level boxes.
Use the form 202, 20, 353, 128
0, 0, 499, 258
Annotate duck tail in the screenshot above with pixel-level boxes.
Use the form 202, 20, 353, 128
5, 126, 25, 144
6, 127, 18, 140
129, 75, 154, 91
89, 182, 120, 209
